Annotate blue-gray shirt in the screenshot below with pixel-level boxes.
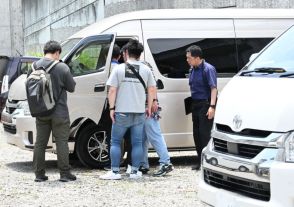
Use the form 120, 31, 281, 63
189, 60, 217, 100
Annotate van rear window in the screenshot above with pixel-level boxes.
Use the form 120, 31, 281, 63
0, 56, 9, 81
147, 38, 272, 78
147, 38, 237, 78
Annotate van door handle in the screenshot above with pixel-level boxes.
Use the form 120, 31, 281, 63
157, 79, 164, 90
94, 83, 106, 92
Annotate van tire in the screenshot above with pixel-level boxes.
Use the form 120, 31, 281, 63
76, 124, 110, 168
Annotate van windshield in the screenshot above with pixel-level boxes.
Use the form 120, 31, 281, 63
60, 38, 81, 60
242, 26, 294, 76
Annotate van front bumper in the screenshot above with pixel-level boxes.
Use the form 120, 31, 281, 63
2, 110, 37, 151
2, 109, 75, 153
198, 140, 294, 207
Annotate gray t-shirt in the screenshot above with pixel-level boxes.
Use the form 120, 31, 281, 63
34, 58, 76, 118
106, 60, 156, 113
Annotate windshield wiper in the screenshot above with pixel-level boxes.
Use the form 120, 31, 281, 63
279, 72, 294, 78
240, 67, 286, 76
254, 67, 286, 73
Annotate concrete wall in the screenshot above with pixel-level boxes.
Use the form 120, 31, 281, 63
104, 0, 294, 16
21, 0, 294, 54
23, 0, 105, 54
0, 0, 23, 56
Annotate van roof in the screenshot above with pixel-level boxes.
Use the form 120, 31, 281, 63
70, 9, 294, 39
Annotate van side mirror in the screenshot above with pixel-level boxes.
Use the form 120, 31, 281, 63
157, 79, 164, 90
249, 53, 259, 62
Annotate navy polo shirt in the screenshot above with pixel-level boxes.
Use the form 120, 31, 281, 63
111, 60, 119, 65
189, 60, 217, 100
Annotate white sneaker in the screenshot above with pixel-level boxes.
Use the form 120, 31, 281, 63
126, 165, 132, 174
99, 171, 121, 180
129, 170, 142, 179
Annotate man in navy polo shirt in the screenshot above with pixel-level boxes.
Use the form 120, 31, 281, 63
186, 45, 217, 171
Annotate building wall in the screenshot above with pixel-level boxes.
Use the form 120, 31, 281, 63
104, 0, 294, 16
23, 0, 105, 55
0, 0, 23, 56
18, 0, 294, 54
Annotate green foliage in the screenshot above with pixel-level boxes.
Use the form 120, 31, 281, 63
79, 50, 97, 70
26, 51, 43, 57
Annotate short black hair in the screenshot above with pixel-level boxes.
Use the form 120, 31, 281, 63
126, 39, 144, 59
120, 44, 127, 54
43, 40, 62, 55
112, 44, 121, 59
186, 45, 203, 59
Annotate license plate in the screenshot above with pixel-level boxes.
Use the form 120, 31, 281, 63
1, 113, 12, 123
215, 190, 237, 207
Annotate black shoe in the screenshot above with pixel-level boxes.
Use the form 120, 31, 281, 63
34, 175, 48, 182
191, 163, 200, 171
59, 172, 77, 182
138, 166, 149, 174
153, 163, 174, 177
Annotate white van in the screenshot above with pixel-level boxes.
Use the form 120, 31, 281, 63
2, 9, 294, 168
198, 25, 294, 207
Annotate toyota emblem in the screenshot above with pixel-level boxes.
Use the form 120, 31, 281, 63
233, 115, 242, 130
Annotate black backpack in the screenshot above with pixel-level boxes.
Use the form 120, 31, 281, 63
25, 60, 59, 117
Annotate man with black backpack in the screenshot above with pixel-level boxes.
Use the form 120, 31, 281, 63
28, 41, 76, 182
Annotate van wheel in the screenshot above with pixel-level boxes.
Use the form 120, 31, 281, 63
76, 124, 110, 168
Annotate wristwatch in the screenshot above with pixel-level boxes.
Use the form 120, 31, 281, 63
109, 107, 115, 111
210, 105, 216, 109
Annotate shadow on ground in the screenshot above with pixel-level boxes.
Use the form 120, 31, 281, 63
5, 154, 198, 173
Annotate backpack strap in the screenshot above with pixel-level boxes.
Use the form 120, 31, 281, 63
45, 60, 59, 73
125, 62, 146, 90
31, 63, 35, 71
30, 60, 59, 73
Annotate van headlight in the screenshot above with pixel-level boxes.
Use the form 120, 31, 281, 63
285, 132, 294, 162
17, 101, 31, 116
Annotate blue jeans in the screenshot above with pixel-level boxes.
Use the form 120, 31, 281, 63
110, 113, 145, 172
141, 117, 170, 168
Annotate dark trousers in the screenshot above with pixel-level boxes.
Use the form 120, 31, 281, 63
192, 101, 213, 164
33, 116, 71, 176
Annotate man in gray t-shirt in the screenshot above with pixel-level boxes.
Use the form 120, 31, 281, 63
106, 60, 155, 113
100, 39, 156, 180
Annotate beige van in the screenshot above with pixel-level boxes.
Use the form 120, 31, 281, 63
2, 9, 294, 168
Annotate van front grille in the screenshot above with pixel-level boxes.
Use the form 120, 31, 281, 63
204, 168, 270, 201
216, 124, 271, 138
3, 124, 16, 134
6, 107, 16, 114
213, 138, 228, 153
213, 138, 265, 159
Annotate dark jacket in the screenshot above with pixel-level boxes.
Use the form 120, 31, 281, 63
34, 58, 76, 118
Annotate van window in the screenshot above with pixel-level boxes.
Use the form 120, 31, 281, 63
67, 41, 110, 76
0, 56, 9, 83
236, 38, 273, 69
61, 38, 81, 59
246, 26, 294, 73
20, 62, 33, 74
147, 38, 238, 78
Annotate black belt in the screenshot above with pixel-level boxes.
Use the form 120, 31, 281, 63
192, 99, 209, 103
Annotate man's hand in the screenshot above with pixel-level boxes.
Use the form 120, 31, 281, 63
145, 108, 151, 118
108, 86, 117, 123
110, 110, 115, 123
151, 100, 159, 113
206, 107, 215, 120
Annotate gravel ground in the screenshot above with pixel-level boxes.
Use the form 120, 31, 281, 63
0, 123, 208, 207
